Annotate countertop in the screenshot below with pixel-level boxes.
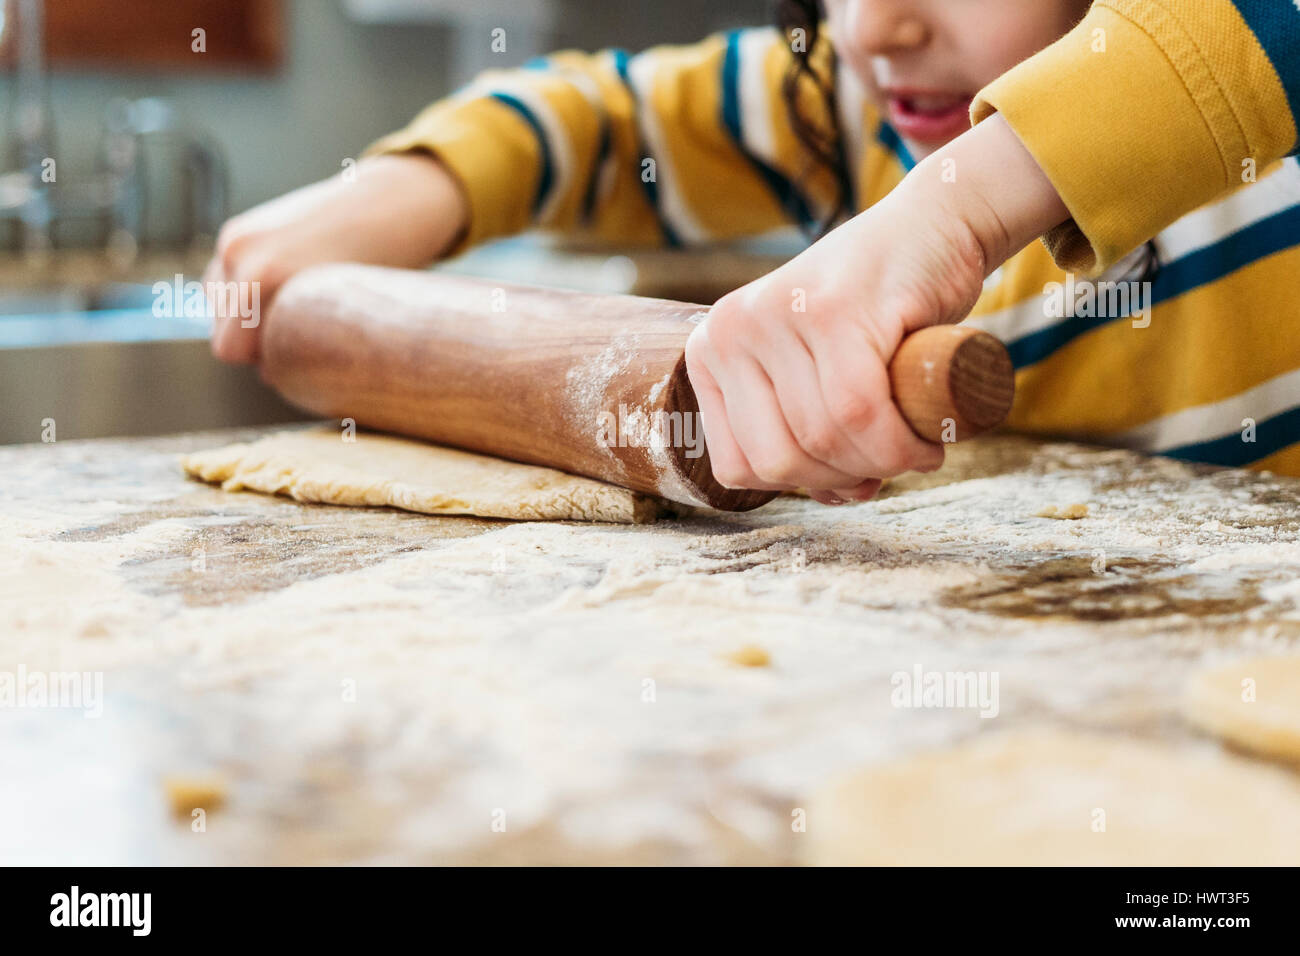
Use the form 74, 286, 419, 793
3, 425, 1300, 864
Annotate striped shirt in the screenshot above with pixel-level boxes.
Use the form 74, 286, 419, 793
370, 0, 1300, 475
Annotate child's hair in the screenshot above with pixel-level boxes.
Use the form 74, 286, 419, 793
775, 0, 850, 237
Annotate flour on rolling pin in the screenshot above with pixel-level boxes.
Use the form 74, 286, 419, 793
563, 331, 712, 508
563, 334, 641, 481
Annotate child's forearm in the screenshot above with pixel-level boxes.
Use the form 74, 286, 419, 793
316, 153, 470, 267
907, 113, 1070, 277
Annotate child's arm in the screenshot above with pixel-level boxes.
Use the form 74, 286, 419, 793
210, 30, 827, 363
208, 154, 468, 363
688, 0, 1300, 503
972, 0, 1300, 276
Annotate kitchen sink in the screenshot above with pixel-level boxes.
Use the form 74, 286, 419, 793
0, 238, 795, 445
0, 281, 305, 445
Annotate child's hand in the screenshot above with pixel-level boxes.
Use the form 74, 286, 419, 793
685, 184, 979, 505
686, 114, 1068, 504
206, 154, 467, 364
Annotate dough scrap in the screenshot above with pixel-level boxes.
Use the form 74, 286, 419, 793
1036, 503, 1089, 520
1183, 657, 1300, 762
723, 645, 771, 667
805, 730, 1300, 865
182, 428, 667, 524
163, 774, 227, 820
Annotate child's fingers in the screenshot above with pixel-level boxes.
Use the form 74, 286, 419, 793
836, 478, 884, 502
684, 333, 764, 490
205, 258, 261, 365
759, 325, 893, 480
809, 331, 946, 476
714, 352, 868, 490
808, 490, 848, 506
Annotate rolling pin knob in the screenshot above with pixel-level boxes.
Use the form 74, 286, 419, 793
887, 325, 1015, 443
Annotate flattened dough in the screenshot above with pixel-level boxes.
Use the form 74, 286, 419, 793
182, 428, 667, 524
1183, 656, 1300, 762
806, 730, 1300, 865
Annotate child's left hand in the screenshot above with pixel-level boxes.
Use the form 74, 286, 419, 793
685, 185, 975, 505
685, 114, 1068, 505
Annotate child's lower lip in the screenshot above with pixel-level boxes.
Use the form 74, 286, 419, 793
886, 95, 973, 145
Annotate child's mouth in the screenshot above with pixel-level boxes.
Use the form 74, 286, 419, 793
885, 91, 974, 146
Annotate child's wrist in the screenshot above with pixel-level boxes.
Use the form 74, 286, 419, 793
907, 113, 1070, 273
359, 153, 470, 260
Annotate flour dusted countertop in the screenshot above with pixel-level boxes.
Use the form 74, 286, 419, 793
3, 425, 1300, 864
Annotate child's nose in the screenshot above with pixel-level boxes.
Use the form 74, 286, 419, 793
846, 0, 929, 56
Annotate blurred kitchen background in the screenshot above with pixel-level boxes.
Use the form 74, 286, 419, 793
0, 0, 790, 443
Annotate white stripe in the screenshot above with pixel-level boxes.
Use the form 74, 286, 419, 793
463, 74, 576, 225
969, 159, 1300, 346
625, 52, 710, 244
966, 246, 1149, 343
554, 64, 619, 212
1153, 158, 1300, 262
737, 30, 778, 163
1107, 366, 1300, 453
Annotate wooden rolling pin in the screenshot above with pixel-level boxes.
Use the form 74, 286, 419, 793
260, 264, 1014, 512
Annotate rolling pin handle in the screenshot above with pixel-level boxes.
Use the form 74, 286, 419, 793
886, 325, 1015, 444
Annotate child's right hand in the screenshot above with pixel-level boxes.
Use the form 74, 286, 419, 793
206, 153, 467, 364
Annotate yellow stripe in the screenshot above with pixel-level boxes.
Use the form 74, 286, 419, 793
765, 35, 841, 217
519, 65, 608, 227
647, 36, 790, 238
1005, 246, 1300, 435
558, 49, 670, 245
1106, 0, 1297, 164
1249, 442, 1300, 476
969, 241, 1066, 318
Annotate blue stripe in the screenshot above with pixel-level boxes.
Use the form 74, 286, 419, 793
720, 30, 817, 231
875, 122, 916, 171
1007, 202, 1300, 369
486, 92, 553, 218
1162, 403, 1300, 467
612, 49, 681, 247
1229, 1, 1300, 153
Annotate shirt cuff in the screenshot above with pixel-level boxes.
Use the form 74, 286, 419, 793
971, 0, 1288, 275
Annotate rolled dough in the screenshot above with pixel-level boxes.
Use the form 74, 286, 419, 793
805, 730, 1300, 865
1183, 657, 1300, 762
181, 428, 668, 524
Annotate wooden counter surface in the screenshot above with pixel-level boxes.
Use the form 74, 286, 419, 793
3, 425, 1299, 864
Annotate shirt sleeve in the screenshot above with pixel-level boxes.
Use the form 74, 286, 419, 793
972, 0, 1300, 275
365, 29, 842, 255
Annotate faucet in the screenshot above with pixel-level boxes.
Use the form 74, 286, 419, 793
0, 0, 227, 264
1, 0, 56, 258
